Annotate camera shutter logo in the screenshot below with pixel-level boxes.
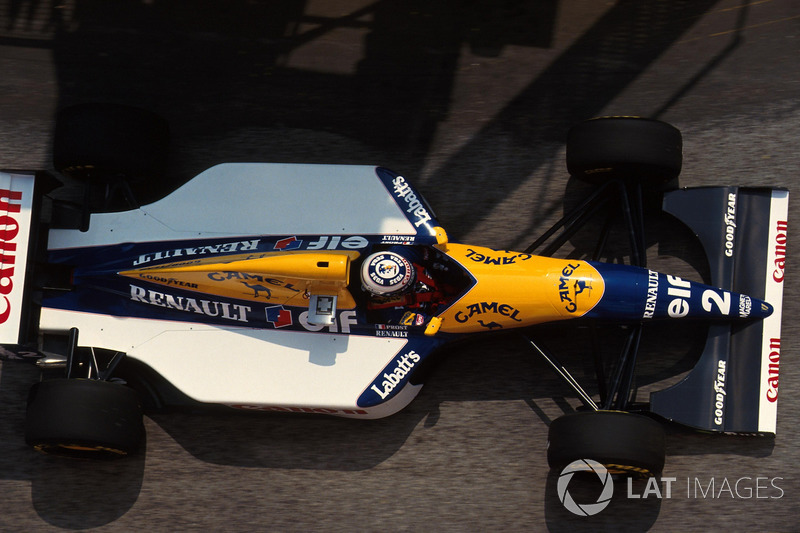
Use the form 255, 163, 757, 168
557, 459, 614, 516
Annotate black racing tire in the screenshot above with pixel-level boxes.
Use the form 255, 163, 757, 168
566, 117, 682, 185
53, 103, 169, 183
25, 379, 145, 458
547, 411, 666, 478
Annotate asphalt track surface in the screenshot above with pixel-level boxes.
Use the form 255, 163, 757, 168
1, 1, 799, 531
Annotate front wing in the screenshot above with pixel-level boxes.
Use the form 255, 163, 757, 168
650, 187, 787, 434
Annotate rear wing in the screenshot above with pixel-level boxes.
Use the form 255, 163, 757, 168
0, 171, 37, 346
650, 187, 788, 434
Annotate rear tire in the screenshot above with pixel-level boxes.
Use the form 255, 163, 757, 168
25, 379, 144, 458
53, 102, 169, 183
566, 117, 682, 185
547, 411, 666, 477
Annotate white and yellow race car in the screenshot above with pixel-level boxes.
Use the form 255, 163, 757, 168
0, 104, 787, 477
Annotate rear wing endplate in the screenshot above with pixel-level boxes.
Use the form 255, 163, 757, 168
0, 171, 37, 346
650, 187, 787, 434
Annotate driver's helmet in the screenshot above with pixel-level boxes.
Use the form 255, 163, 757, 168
361, 251, 416, 297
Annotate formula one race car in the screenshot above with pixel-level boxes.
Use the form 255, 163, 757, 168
0, 105, 787, 478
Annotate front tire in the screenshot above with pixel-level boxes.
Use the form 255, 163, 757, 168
25, 379, 145, 458
566, 117, 682, 185
547, 411, 666, 477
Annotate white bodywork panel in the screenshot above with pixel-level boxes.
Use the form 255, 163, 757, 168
48, 163, 417, 249
40, 307, 414, 416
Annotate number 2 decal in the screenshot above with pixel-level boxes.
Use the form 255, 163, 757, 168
702, 289, 731, 315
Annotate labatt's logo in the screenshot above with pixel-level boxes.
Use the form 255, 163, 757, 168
0, 188, 23, 324
392, 176, 433, 228
369, 350, 421, 400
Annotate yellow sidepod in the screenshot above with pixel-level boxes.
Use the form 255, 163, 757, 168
435, 243, 605, 334
119, 251, 360, 308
